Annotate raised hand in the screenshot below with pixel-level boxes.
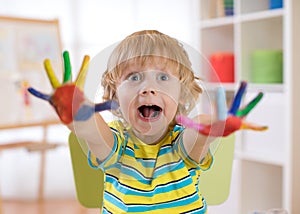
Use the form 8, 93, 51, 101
176, 81, 268, 137
27, 51, 119, 124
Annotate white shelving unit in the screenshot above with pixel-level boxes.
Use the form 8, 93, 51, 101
194, 0, 300, 213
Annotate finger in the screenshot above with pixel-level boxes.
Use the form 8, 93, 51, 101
27, 87, 51, 101
75, 55, 90, 90
176, 115, 205, 131
74, 101, 120, 121
44, 59, 61, 89
241, 121, 268, 131
216, 86, 227, 121
228, 81, 247, 115
95, 100, 119, 112
74, 105, 94, 121
236, 92, 264, 117
63, 51, 72, 83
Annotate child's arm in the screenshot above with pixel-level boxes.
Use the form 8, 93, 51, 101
178, 81, 268, 163
27, 51, 118, 161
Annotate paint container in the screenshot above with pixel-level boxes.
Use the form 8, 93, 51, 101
209, 52, 234, 83
251, 50, 283, 83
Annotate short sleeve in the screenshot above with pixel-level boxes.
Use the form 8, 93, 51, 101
88, 127, 125, 171
176, 135, 214, 171
199, 150, 214, 171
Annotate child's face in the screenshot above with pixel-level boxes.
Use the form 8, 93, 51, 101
116, 59, 181, 139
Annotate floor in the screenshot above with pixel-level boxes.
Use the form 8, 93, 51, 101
0, 199, 100, 214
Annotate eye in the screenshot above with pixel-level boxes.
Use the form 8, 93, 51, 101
127, 72, 142, 81
157, 73, 169, 81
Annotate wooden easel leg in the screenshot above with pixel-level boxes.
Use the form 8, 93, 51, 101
38, 149, 46, 202
38, 125, 48, 202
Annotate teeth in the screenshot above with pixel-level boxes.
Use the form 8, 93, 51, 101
138, 105, 161, 119
152, 111, 159, 118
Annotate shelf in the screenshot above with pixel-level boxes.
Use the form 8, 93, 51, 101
200, 16, 235, 29
202, 82, 284, 93
240, 8, 284, 23
247, 83, 284, 93
235, 150, 284, 167
240, 160, 283, 212
199, 8, 284, 29
202, 82, 237, 92
240, 16, 283, 83
197, 0, 298, 212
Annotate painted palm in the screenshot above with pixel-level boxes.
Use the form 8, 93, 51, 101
27, 51, 118, 124
177, 82, 268, 137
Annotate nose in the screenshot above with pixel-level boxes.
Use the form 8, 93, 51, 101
140, 87, 157, 96
139, 72, 158, 96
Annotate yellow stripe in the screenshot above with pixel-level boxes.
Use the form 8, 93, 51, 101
106, 180, 197, 204
103, 191, 205, 214
142, 200, 206, 214
104, 199, 126, 214
106, 165, 197, 192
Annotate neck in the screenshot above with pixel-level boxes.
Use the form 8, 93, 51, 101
131, 126, 169, 145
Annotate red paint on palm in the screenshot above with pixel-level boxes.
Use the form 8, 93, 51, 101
51, 84, 85, 124
200, 116, 242, 137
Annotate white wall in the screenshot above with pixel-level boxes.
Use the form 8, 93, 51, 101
0, 0, 197, 200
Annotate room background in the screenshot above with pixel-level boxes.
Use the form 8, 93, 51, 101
0, 0, 299, 214
0, 0, 201, 200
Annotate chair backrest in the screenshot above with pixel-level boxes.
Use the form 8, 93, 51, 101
199, 134, 235, 205
68, 132, 235, 208
69, 133, 104, 208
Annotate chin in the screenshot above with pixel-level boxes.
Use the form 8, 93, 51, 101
136, 119, 169, 135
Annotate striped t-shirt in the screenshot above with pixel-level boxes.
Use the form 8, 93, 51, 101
88, 121, 213, 213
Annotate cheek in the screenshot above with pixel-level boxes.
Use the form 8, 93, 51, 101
116, 87, 136, 119
163, 83, 181, 105
117, 81, 137, 97
166, 99, 179, 117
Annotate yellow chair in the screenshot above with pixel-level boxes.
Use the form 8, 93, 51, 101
69, 133, 104, 208
68, 132, 235, 208
200, 134, 235, 205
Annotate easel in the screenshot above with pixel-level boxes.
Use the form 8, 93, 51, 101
0, 120, 64, 208
0, 16, 63, 214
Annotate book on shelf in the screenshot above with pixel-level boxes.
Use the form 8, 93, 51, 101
209, 0, 234, 18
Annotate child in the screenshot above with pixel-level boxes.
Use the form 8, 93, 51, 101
28, 30, 266, 213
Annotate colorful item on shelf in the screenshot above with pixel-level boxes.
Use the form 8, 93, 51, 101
176, 81, 268, 137
251, 49, 283, 83
269, 0, 283, 9
27, 51, 119, 124
224, 0, 234, 16
209, 52, 235, 83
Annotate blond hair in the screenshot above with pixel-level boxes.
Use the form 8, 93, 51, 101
102, 30, 202, 115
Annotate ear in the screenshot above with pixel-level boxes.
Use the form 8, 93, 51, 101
178, 95, 189, 116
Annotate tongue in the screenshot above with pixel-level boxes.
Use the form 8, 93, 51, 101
142, 107, 158, 118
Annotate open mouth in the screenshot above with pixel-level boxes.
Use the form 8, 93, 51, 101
138, 105, 162, 121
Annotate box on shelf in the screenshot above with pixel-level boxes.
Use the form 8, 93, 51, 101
209, 52, 235, 83
269, 0, 283, 9
251, 50, 283, 83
